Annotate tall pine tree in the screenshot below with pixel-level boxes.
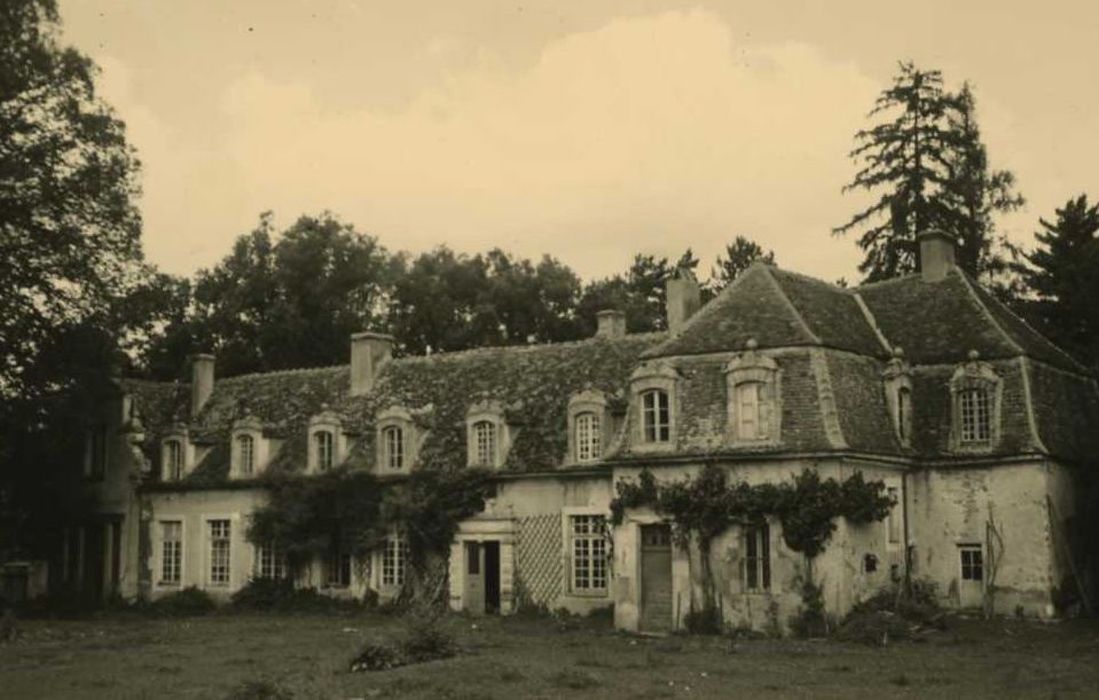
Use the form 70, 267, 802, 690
835, 63, 1022, 282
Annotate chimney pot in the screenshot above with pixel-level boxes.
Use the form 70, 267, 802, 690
190, 354, 215, 417
918, 229, 956, 282
595, 310, 627, 339
351, 332, 394, 396
665, 274, 701, 333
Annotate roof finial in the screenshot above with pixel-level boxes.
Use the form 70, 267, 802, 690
745, 338, 758, 351
967, 349, 980, 362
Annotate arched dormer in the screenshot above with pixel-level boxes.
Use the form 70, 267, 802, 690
629, 363, 679, 451
882, 347, 914, 448
376, 405, 421, 474
160, 422, 194, 482
230, 414, 268, 479
567, 390, 611, 465
950, 350, 1002, 452
308, 406, 347, 474
466, 399, 511, 469
724, 339, 782, 445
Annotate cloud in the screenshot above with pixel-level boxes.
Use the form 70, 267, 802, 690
156, 9, 885, 281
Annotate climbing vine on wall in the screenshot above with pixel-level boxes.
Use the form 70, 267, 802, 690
610, 465, 894, 560
247, 468, 496, 581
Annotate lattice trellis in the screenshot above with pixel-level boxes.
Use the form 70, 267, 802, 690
514, 514, 563, 608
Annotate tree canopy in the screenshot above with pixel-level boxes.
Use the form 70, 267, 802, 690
835, 62, 1022, 282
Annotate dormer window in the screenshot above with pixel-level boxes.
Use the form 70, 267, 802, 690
882, 348, 913, 448
472, 421, 496, 466
641, 390, 670, 443
630, 364, 679, 451
959, 387, 991, 443
950, 351, 1002, 451
466, 400, 510, 468
315, 430, 334, 471
85, 425, 108, 480
382, 426, 404, 470
568, 390, 611, 465
308, 408, 345, 474
725, 340, 781, 445
237, 435, 255, 476
376, 406, 423, 474
164, 439, 184, 481
575, 412, 601, 462
897, 387, 912, 443
231, 415, 266, 479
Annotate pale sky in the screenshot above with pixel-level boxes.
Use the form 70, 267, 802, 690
58, 0, 1099, 284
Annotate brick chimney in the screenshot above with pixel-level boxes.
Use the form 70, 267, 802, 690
665, 274, 701, 333
919, 229, 956, 282
595, 310, 626, 339
351, 332, 394, 396
190, 354, 215, 417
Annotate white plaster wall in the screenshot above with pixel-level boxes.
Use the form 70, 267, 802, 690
145, 489, 269, 601
907, 461, 1056, 616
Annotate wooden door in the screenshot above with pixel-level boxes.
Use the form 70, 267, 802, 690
640, 524, 673, 632
957, 544, 985, 608
463, 542, 485, 614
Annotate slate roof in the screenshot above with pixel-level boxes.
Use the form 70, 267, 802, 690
128, 259, 1099, 482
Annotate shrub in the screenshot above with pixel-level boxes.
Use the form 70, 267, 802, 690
349, 606, 456, 672
230, 579, 365, 614
150, 586, 217, 617
836, 579, 947, 645
224, 679, 293, 700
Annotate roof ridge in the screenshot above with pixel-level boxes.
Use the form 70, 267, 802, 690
953, 269, 1025, 356
393, 331, 668, 365
852, 291, 893, 355
761, 266, 823, 345
769, 265, 854, 295
856, 273, 920, 290
217, 364, 349, 383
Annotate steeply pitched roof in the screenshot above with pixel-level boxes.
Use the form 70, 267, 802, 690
856, 269, 1085, 373
143, 333, 664, 484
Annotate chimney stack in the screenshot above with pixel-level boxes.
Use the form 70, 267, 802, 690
595, 310, 626, 339
919, 229, 956, 282
190, 354, 215, 417
351, 332, 394, 396
665, 274, 701, 333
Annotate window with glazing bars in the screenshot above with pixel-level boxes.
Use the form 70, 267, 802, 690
165, 440, 183, 480
161, 521, 182, 584
641, 390, 670, 443
472, 421, 496, 466
238, 435, 255, 475
960, 387, 991, 442
382, 534, 408, 587
744, 523, 771, 590
571, 515, 607, 592
575, 412, 601, 462
960, 545, 984, 581
208, 520, 231, 585
383, 426, 404, 470
255, 542, 286, 580
315, 430, 334, 470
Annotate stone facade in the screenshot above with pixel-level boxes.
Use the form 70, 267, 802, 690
64, 234, 1098, 631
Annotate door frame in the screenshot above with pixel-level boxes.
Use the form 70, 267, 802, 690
450, 517, 515, 615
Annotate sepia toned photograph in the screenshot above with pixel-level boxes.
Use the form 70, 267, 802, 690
2, 1, 1098, 697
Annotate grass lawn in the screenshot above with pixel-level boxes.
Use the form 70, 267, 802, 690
1, 611, 1097, 699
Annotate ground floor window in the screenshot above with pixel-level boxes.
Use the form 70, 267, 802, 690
255, 542, 287, 580
208, 519, 231, 586
959, 544, 984, 582
160, 521, 182, 585
327, 549, 353, 587
744, 522, 771, 591
570, 514, 607, 592
382, 534, 408, 587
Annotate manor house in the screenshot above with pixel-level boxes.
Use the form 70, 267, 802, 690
63, 231, 1097, 631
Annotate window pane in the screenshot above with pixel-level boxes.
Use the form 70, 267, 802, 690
209, 520, 231, 585
161, 521, 182, 584
570, 515, 607, 592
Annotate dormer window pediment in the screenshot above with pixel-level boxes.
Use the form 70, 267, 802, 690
724, 341, 781, 445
